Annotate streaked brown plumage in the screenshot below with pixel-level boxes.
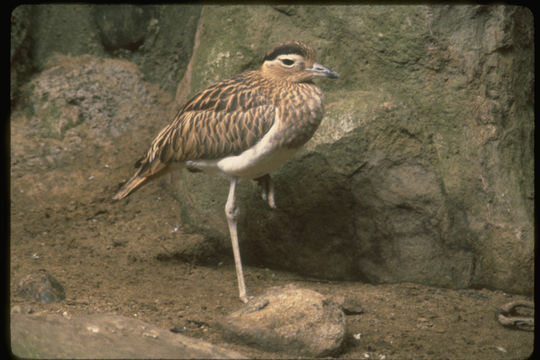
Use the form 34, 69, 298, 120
113, 41, 338, 302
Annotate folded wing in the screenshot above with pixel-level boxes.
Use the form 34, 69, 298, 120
113, 72, 276, 200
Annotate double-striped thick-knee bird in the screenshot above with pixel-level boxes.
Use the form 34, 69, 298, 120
113, 41, 338, 303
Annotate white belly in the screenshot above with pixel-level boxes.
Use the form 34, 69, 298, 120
217, 145, 298, 178
185, 119, 298, 179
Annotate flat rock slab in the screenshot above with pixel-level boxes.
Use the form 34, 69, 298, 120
11, 312, 244, 359
217, 285, 346, 357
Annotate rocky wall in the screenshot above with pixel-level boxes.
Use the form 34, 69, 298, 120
10, 4, 534, 294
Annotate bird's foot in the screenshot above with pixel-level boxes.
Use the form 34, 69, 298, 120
239, 294, 253, 304
262, 190, 276, 209
268, 197, 276, 209
255, 174, 276, 209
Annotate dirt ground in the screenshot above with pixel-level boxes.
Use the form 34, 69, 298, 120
10, 117, 534, 359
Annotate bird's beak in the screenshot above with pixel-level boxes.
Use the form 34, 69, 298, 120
305, 62, 339, 79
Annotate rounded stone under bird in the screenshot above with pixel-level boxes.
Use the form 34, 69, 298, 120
113, 41, 338, 303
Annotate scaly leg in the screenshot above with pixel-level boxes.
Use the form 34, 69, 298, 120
225, 177, 248, 303
255, 174, 276, 209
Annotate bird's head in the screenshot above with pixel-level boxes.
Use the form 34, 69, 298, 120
261, 41, 339, 83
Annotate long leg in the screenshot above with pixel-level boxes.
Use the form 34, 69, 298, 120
225, 177, 248, 303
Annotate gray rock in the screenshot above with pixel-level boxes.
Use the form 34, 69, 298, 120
12, 54, 171, 173
16, 270, 65, 304
10, 6, 34, 105
335, 295, 364, 315
21, 55, 152, 142
93, 5, 152, 52
217, 285, 346, 357
170, 5, 534, 295
10, 4, 200, 97
11, 313, 245, 359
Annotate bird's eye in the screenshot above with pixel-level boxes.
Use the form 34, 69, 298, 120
280, 59, 295, 66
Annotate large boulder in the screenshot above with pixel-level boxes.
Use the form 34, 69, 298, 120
11, 54, 170, 178
171, 5, 534, 294
218, 285, 346, 357
10, 4, 200, 104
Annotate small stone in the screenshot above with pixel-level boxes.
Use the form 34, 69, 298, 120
142, 329, 159, 339
341, 295, 364, 315
87, 325, 100, 333
217, 284, 346, 357
16, 270, 66, 304
170, 325, 187, 334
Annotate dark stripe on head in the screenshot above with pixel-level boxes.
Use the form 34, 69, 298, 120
263, 42, 310, 62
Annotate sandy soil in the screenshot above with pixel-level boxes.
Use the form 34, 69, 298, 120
10, 117, 534, 359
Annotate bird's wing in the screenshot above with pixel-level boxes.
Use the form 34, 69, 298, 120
129, 73, 276, 178
114, 74, 276, 200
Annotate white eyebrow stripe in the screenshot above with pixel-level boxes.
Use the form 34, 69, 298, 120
276, 54, 305, 62
264, 54, 306, 66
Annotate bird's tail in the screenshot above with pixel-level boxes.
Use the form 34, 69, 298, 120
114, 129, 175, 201
113, 170, 148, 200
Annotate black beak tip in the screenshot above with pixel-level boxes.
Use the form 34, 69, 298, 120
327, 71, 339, 79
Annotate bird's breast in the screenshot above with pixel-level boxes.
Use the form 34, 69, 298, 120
275, 83, 325, 149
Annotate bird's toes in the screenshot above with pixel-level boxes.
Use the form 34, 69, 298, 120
261, 190, 276, 209
267, 192, 276, 209
240, 295, 253, 304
